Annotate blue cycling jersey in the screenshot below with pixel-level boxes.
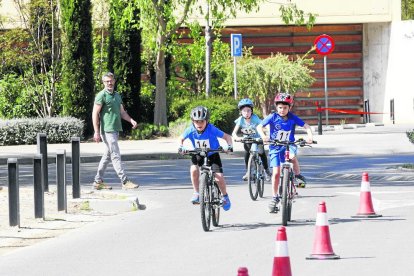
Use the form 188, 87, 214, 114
234, 114, 262, 138
181, 123, 224, 156
260, 112, 305, 152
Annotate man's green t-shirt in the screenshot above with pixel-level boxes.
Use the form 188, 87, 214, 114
95, 89, 123, 133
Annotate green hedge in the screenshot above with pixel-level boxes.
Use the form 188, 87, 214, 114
0, 117, 84, 145
407, 129, 414, 144
183, 97, 238, 134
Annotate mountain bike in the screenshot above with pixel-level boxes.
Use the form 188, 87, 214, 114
236, 137, 265, 200
268, 138, 317, 226
180, 147, 225, 231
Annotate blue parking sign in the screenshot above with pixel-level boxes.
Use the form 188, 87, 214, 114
231, 34, 242, 57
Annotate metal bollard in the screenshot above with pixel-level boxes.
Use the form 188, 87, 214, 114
37, 133, 49, 192
34, 154, 44, 219
7, 158, 20, 227
71, 137, 81, 199
56, 149, 67, 212
317, 103, 323, 135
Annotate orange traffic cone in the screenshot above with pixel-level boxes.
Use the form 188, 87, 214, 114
306, 201, 340, 260
272, 226, 292, 276
237, 267, 249, 276
352, 172, 382, 218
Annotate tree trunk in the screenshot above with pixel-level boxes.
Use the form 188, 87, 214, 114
154, 34, 168, 126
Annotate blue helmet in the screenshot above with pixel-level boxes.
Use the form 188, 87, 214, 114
238, 98, 254, 110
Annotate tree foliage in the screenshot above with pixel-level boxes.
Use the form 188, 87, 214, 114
60, 0, 95, 134
402, 0, 414, 20
108, 0, 141, 132
232, 52, 315, 116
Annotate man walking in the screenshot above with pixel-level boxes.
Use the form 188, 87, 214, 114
92, 72, 139, 190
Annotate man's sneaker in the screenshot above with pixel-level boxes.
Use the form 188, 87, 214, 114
268, 196, 280, 213
190, 193, 200, 205
295, 174, 307, 188
264, 169, 271, 181
222, 194, 231, 211
242, 172, 249, 181
122, 180, 139, 190
93, 180, 112, 190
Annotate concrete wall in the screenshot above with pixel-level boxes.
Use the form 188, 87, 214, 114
384, 20, 414, 124
189, 0, 400, 26
364, 21, 414, 124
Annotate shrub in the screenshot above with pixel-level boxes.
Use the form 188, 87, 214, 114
130, 123, 168, 140
407, 129, 414, 144
168, 118, 191, 138
0, 117, 84, 145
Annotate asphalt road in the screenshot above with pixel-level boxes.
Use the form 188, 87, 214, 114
0, 154, 413, 275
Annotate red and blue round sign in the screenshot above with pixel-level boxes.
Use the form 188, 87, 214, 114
314, 34, 335, 56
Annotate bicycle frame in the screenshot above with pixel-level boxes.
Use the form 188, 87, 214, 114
182, 148, 223, 231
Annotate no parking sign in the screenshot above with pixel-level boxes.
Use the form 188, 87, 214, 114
314, 34, 335, 56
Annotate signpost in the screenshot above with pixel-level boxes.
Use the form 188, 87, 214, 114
314, 34, 335, 126
231, 34, 242, 100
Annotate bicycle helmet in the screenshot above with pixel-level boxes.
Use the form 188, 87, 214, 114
190, 106, 210, 121
274, 92, 294, 106
237, 98, 254, 110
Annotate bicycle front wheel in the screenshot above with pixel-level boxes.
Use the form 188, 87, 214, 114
199, 173, 211, 231
212, 182, 221, 227
247, 155, 259, 200
281, 167, 290, 226
258, 162, 265, 198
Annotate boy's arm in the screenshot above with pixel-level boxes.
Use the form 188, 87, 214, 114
231, 125, 240, 140
256, 124, 269, 142
222, 133, 234, 151
303, 123, 313, 143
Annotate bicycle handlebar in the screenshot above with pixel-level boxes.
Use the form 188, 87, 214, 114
234, 137, 263, 144
178, 147, 226, 156
268, 138, 317, 147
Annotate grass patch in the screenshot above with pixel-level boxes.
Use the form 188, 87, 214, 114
79, 201, 91, 211
401, 163, 414, 169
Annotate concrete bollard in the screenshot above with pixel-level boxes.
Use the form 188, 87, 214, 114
37, 133, 49, 192
7, 158, 20, 227
71, 137, 81, 199
34, 154, 44, 219
56, 149, 67, 212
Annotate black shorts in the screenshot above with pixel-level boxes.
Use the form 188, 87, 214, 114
191, 153, 223, 173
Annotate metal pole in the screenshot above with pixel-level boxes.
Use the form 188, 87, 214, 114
71, 137, 81, 199
7, 158, 20, 227
205, 1, 211, 97
56, 149, 67, 212
34, 154, 44, 219
37, 133, 49, 192
233, 57, 238, 100
324, 55, 329, 126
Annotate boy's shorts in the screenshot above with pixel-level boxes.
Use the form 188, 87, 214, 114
191, 152, 223, 173
269, 145, 298, 168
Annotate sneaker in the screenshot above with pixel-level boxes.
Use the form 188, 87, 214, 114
190, 193, 200, 205
295, 174, 307, 188
122, 179, 139, 190
264, 169, 271, 181
268, 196, 280, 213
93, 180, 112, 190
222, 194, 231, 211
242, 172, 248, 181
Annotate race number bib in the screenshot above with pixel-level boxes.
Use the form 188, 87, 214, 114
275, 130, 291, 141
241, 126, 256, 135
194, 139, 210, 149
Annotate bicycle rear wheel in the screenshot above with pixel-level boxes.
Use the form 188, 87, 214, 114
199, 173, 211, 231
247, 155, 259, 200
212, 182, 221, 227
281, 167, 290, 226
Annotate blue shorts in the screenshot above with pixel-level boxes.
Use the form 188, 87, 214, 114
269, 145, 298, 168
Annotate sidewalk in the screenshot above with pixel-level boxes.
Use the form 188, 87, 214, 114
0, 123, 413, 165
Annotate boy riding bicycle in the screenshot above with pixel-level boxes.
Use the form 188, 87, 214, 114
256, 93, 313, 213
232, 98, 271, 181
178, 106, 233, 211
